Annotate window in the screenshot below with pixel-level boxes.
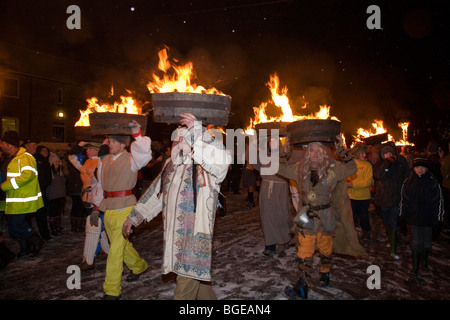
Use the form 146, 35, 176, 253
1, 117, 19, 137
2, 77, 20, 98
53, 121, 65, 142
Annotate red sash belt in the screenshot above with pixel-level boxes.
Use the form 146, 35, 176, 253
104, 190, 133, 199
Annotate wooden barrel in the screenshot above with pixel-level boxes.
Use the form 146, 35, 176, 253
254, 122, 289, 136
361, 132, 389, 146
74, 126, 94, 141
151, 92, 231, 126
88, 112, 148, 136
287, 119, 341, 147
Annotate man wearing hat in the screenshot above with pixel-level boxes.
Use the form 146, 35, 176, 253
97, 121, 152, 299
23, 137, 52, 241
400, 155, 444, 280
373, 143, 410, 261
0, 131, 45, 257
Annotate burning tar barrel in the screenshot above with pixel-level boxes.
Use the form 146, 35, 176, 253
287, 119, 341, 147
151, 92, 231, 126
361, 132, 389, 146
254, 122, 289, 137
88, 112, 148, 136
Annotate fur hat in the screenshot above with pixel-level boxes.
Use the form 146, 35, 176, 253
2, 130, 20, 147
48, 153, 61, 166
412, 155, 429, 168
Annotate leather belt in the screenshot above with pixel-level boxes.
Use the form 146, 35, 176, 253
104, 190, 133, 199
303, 202, 332, 211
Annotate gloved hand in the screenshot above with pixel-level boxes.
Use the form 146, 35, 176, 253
89, 210, 100, 227
129, 120, 142, 137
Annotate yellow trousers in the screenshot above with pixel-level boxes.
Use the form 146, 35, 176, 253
103, 206, 148, 297
297, 232, 332, 273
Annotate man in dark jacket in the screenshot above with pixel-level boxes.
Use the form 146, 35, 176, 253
400, 156, 444, 280
373, 143, 410, 260
23, 139, 52, 241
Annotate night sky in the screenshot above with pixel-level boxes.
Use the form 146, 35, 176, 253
1, 0, 449, 146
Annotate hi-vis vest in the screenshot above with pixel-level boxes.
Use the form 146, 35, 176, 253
1, 147, 44, 214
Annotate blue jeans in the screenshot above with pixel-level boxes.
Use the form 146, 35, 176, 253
350, 199, 371, 231
6, 214, 35, 239
381, 206, 399, 231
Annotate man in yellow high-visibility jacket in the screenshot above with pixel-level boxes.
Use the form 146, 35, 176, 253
0, 131, 45, 257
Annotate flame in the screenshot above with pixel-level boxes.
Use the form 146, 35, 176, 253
245, 74, 338, 133
147, 47, 225, 95
395, 122, 415, 146
74, 95, 142, 127
352, 120, 414, 147
354, 120, 389, 141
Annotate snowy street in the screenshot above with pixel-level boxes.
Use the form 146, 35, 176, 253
1, 188, 450, 302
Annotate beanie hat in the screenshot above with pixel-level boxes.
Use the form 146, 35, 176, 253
48, 153, 61, 166
2, 131, 20, 147
109, 135, 131, 147
412, 155, 429, 168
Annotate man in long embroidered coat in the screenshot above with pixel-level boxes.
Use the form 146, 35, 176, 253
124, 113, 231, 300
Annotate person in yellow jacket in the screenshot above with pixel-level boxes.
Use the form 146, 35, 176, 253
347, 143, 373, 244
0, 131, 45, 257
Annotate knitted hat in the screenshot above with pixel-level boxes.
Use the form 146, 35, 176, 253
48, 153, 61, 166
1, 130, 20, 147
109, 135, 131, 147
412, 155, 429, 168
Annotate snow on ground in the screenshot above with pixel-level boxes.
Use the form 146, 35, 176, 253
1, 188, 450, 303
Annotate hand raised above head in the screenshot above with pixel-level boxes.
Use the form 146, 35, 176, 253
179, 113, 198, 128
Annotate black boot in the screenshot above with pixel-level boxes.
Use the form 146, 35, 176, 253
26, 232, 45, 257
319, 272, 330, 287
421, 250, 432, 276
412, 250, 423, 281
284, 258, 311, 299
55, 216, 64, 234
49, 218, 59, 236
389, 230, 400, 261
285, 277, 309, 299
17, 238, 31, 258
0, 242, 16, 269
